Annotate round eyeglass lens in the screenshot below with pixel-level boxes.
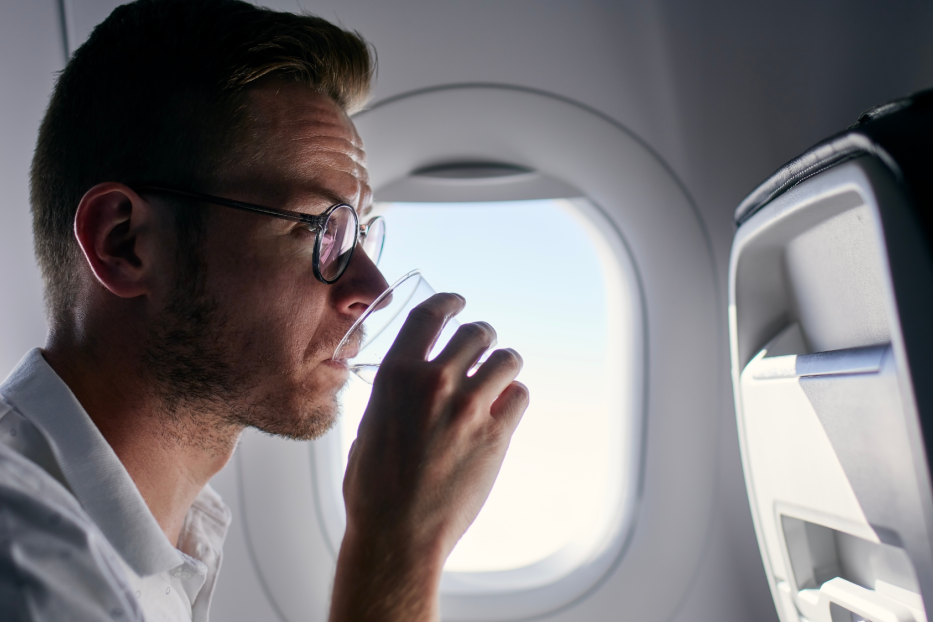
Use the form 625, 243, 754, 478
361, 217, 386, 265
318, 205, 358, 281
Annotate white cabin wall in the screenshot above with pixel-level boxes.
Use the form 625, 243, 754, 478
0, 0, 63, 376
655, 0, 933, 280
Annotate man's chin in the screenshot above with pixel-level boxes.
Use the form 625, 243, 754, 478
242, 393, 340, 441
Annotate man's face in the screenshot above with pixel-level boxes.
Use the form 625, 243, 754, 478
146, 81, 387, 440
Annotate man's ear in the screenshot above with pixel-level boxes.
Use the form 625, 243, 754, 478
73, 182, 160, 299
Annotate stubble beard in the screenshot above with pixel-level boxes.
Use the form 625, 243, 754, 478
141, 261, 342, 452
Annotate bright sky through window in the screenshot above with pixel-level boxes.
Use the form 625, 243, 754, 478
337, 199, 627, 573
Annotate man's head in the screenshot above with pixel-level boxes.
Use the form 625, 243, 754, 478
31, 0, 387, 442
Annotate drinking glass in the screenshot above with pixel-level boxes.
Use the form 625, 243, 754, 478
333, 270, 492, 384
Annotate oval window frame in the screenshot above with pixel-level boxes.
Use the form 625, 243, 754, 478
236, 85, 722, 622
312, 194, 643, 601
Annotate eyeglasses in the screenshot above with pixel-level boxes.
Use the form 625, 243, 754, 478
133, 185, 385, 284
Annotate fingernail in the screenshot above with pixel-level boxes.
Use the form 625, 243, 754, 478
452, 293, 465, 302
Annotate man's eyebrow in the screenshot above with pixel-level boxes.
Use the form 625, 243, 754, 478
324, 188, 373, 217
293, 189, 359, 214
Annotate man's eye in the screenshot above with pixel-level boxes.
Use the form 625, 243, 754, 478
293, 225, 318, 246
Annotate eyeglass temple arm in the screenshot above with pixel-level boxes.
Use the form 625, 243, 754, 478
134, 185, 325, 229
360, 214, 384, 233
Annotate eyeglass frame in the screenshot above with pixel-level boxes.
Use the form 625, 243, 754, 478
132, 185, 384, 284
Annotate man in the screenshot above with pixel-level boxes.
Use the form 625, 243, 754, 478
0, 1, 528, 620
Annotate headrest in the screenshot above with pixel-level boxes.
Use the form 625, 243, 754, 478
734, 88, 933, 238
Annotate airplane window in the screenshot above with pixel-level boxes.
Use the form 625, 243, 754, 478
335, 197, 634, 574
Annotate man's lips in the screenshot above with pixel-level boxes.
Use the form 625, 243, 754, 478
332, 346, 359, 362
324, 358, 350, 371
332, 327, 364, 362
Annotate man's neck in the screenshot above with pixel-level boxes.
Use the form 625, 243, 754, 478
42, 341, 241, 547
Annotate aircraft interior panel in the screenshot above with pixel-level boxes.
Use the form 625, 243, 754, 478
1, 1, 932, 621
731, 94, 933, 622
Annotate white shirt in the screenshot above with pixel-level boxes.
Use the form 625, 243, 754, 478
0, 349, 231, 621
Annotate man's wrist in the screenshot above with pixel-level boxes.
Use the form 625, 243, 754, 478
329, 526, 446, 622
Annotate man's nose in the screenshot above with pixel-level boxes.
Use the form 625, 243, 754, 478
330, 246, 390, 319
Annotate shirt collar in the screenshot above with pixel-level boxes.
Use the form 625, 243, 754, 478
0, 348, 186, 577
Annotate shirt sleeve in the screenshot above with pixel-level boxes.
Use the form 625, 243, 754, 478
0, 451, 145, 622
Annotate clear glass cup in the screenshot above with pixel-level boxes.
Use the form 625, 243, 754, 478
332, 270, 492, 384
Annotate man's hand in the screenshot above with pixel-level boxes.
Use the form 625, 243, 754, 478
329, 293, 529, 622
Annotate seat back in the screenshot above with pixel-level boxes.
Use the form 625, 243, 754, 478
730, 90, 933, 622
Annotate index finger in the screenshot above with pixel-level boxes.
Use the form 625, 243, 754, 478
383, 293, 466, 361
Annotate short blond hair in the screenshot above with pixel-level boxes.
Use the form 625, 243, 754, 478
31, 0, 375, 325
